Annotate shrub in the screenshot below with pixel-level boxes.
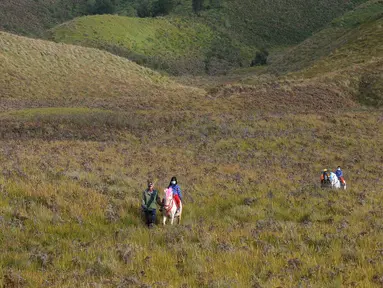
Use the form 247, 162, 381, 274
137, 0, 153, 17
152, 0, 174, 16
251, 49, 269, 66
89, 0, 116, 15
358, 74, 383, 107
192, 0, 204, 14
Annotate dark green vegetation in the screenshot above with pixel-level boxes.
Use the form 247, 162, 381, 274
48, 15, 253, 75
1, 0, 383, 287
0, 0, 79, 37
188, 0, 370, 47
48, 0, 381, 75
0, 0, 372, 75
268, 0, 383, 75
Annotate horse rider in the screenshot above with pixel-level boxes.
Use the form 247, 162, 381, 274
141, 180, 162, 228
168, 176, 183, 214
335, 166, 345, 186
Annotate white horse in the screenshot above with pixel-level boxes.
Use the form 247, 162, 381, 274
329, 172, 347, 190
162, 188, 182, 225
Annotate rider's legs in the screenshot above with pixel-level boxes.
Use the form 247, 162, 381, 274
174, 194, 181, 212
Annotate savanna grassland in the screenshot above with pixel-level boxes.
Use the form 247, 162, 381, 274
1, 1, 383, 287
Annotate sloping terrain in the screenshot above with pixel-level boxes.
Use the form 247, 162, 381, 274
46, 0, 374, 75
268, 0, 383, 74
225, 1, 383, 109
0, 0, 83, 36
191, 0, 370, 47
1, 0, 368, 46
0, 27, 383, 287
48, 15, 253, 75
0, 31, 203, 112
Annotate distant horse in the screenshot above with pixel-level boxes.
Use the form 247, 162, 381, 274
329, 172, 347, 190
162, 188, 182, 225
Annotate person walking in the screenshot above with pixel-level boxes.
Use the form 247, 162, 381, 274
141, 180, 162, 228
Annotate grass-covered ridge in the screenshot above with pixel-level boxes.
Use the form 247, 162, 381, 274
198, 0, 369, 47
0, 31, 204, 112
49, 15, 254, 75
268, 0, 383, 74
0, 0, 84, 37
228, 0, 383, 107
1, 0, 368, 47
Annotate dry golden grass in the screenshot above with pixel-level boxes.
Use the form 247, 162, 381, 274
0, 109, 382, 286
0, 31, 205, 112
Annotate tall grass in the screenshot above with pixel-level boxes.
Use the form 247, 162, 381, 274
0, 107, 382, 287
0, 22, 382, 287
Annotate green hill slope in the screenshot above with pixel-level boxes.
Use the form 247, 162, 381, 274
229, 0, 383, 107
0, 0, 83, 36
268, 0, 383, 74
178, 0, 369, 47
46, 0, 374, 75
0, 31, 202, 111
1, 0, 368, 45
48, 15, 253, 75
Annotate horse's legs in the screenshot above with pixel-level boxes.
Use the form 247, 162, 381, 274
170, 213, 175, 225
163, 215, 166, 225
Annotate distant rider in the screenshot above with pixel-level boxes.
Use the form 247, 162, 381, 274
335, 166, 345, 185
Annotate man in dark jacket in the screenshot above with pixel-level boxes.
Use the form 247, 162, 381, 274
141, 180, 162, 228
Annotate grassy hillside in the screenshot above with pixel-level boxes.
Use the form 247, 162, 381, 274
268, 0, 383, 74
0, 31, 203, 112
225, 0, 383, 108
297, 14, 383, 107
1, 30, 383, 287
184, 0, 370, 47
46, 0, 374, 75
1, 0, 372, 76
48, 15, 253, 75
1, 0, 368, 45
0, 0, 85, 37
